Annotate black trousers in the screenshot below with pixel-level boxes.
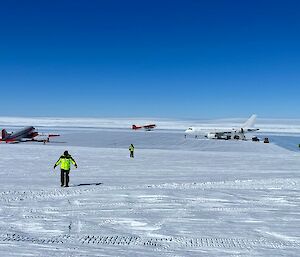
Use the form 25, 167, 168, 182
60, 169, 70, 187
130, 151, 134, 158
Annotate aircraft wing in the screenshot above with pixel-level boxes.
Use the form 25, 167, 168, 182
211, 130, 233, 134
48, 134, 60, 137
143, 124, 156, 128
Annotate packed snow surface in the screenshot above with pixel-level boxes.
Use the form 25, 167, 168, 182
0, 117, 300, 256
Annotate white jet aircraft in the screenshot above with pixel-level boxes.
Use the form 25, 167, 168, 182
185, 114, 259, 140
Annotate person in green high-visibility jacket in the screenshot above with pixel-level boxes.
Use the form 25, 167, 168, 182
54, 150, 77, 187
129, 144, 134, 158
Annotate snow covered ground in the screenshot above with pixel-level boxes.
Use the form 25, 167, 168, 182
0, 117, 300, 256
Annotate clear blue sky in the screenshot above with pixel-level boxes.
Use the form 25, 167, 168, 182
0, 0, 299, 118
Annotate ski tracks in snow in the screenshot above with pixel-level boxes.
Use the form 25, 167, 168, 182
0, 177, 300, 255
0, 232, 299, 251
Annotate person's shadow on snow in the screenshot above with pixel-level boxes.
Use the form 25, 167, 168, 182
72, 182, 102, 187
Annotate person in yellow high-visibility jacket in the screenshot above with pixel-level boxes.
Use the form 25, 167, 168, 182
129, 144, 134, 158
54, 150, 77, 187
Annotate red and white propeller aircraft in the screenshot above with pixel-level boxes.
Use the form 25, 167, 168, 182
132, 124, 156, 131
1, 126, 60, 143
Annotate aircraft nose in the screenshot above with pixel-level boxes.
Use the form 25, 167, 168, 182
185, 128, 193, 133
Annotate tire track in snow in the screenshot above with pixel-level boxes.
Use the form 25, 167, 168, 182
0, 187, 97, 203
0, 178, 298, 203
0, 233, 299, 251
143, 178, 300, 191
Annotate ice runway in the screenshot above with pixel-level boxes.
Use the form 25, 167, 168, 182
0, 119, 300, 256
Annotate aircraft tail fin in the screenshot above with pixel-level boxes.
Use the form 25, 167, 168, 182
242, 114, 257, 128
1, 129, 8, 139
